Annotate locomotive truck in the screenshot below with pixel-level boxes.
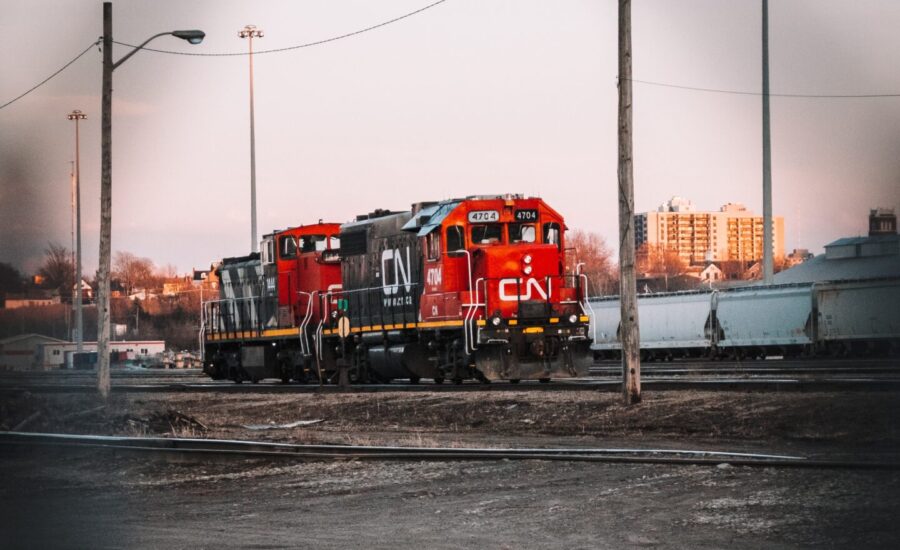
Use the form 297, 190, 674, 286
202, 195, 593, 383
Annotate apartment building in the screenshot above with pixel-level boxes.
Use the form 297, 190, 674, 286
635, 197, 784, 265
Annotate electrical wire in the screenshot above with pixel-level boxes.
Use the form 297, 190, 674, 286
626, 78, 900, 99
0, 0, 449, 111
112, 0, 449, 57
0, 40, 101, 111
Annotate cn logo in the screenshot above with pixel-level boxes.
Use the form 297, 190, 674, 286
498, 278, 549, 302
382, 248, 412, 296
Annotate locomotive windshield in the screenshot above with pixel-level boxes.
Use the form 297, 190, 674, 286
471, 224, 502, 245
299, 234, 327, 253
508, 223, 536, 244
279, 235, 297, 259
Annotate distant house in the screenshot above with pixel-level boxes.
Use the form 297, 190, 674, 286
72, 279, 94, 301
128, 289, 156, 301
699, 263, 724, 284
0, 334, 67, 370
3, 291, 59, 309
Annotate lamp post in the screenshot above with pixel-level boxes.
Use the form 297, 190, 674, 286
96, 1, 204, 398
239, 25, 263, 253
67, 109, 86, 353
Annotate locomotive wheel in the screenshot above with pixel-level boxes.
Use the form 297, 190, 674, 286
538, 378, 551, 384
509, 379, 521, 384
452, 378, 464, 385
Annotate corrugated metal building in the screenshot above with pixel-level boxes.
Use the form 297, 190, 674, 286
0, 334, 67, 370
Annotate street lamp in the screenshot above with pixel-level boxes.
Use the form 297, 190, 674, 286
96, 1, 204, 398
67, 109, 86, 353
239, 25, 263, 253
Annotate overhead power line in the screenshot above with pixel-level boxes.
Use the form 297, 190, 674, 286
627, 78, 900, 99
113, 0, 450, 57
0, 40, 101, 111
0, 0, 449, 111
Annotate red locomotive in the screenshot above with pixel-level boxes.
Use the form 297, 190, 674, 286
203, 195, 592, 383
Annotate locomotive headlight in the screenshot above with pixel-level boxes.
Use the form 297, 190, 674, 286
491, 316, 502, 327
568, 314, 578, 324
523, 265, 533, 275
523, 254, 532, 265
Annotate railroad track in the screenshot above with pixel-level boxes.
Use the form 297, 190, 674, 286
1, 431, 896, 470
2, 377, 899, 394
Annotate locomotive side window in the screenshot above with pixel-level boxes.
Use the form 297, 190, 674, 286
299, 234, 327, 253
426, 232, 441, 260
471, 224, 502, 245
279, 236, 297, 259
508, 223, 536, 244
329, 235, 340, 250
543, 222, 561, 249
262, 238, 275, 264
446, 225, 464, 252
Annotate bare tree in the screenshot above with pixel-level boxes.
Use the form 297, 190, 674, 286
38, 242, 75, 300
637, 243, 688, 291
568, 229, 618, 296
113, 251, 156, 296
0, 262, 25, 295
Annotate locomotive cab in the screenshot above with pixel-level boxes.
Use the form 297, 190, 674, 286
203, 222, 342, 383
407, 195, 592, 381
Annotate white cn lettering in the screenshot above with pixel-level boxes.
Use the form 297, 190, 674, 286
498, 278, 549, 302
382, 247, 413, 296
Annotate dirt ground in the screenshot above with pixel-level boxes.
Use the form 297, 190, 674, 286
2, 389, 899, 548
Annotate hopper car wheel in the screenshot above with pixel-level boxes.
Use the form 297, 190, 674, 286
433, 377, 445, 385
538, 378, 551, 384
409, 376, 421, 384
453, 378, 464, 385
509, 379, 521, 384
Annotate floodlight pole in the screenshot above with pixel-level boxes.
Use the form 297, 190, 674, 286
67, 110, 86, 353
239, 25, 264, 253
97, 1, 204, 398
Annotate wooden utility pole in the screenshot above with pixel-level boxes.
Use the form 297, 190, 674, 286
617, 0, 641, 404
97, 1, 113, 398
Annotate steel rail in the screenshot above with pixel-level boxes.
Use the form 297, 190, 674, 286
2, 378, 899, 394
1, 432, 896, 470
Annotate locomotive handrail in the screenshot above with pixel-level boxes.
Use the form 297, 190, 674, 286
296, 291, 315, 355
463, 277, 488, 354
579, 273, 597, 341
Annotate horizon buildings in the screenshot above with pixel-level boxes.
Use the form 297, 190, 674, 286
635, 197, 785, 266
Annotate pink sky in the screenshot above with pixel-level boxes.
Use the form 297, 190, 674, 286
2, 0, 898, 275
